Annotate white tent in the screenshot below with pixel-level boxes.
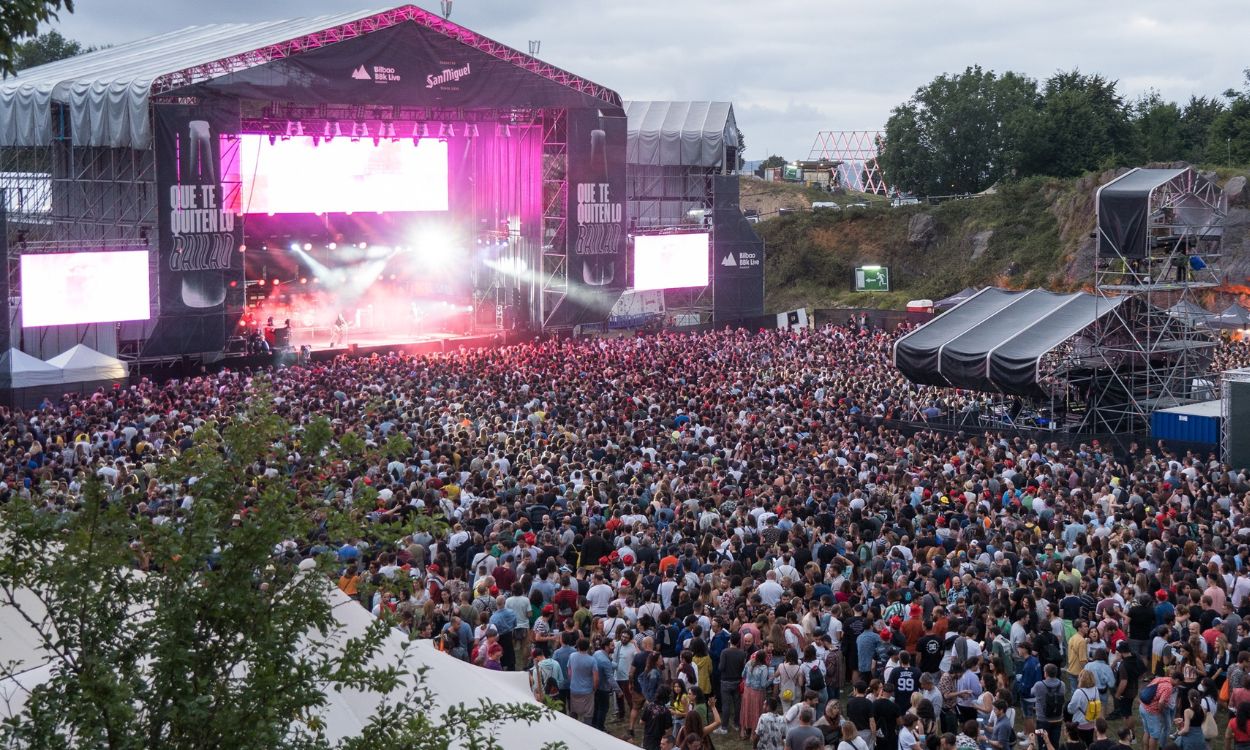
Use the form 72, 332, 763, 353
45, 344, 127, 386
0, 583, 636, 750
0, 348, 62, 389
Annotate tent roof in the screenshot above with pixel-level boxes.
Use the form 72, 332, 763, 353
1100, 167, 1188, 197
894, 288, 1123, 397
624, 101, 738, 168
934, 286, 981, 309
45, 344, 125, 370
0, 348, 59, 374
0, 581, 636, 749
0, 5, 620, 148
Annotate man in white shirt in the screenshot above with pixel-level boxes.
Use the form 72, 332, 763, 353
586, 571, 614, 616
757, 570, 784, 608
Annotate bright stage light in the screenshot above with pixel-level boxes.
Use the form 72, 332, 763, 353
406, 226, 459, 270
289, 242, 300, 252
328, 242, 337, 250
303, 243, 312, 251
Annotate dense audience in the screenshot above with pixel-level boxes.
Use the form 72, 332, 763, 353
6, 324, 1250, 750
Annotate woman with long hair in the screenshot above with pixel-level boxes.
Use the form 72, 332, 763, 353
1229, 700, 1250, 750
740, 648, 771, 741
1174, 689, 1206, 750
775, 648, 805, 712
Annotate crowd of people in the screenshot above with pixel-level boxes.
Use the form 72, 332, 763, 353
6, 324, 1250, 750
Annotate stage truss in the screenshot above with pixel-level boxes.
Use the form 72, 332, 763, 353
1, 111, 157, 358
1084, 170, 1224, 432
808, 130, 889, 195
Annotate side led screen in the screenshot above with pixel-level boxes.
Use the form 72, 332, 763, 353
232, 135, 449, 214
633, 233, 710, 291
21, 250, 151, 327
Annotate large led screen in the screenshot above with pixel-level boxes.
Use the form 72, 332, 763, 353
21, 250, 150, 327
633, 233, 710, 291
232, 135, 448, 214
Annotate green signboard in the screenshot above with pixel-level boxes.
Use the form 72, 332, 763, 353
855, 265, 889, 292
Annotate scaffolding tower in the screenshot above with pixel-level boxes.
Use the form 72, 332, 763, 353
1085, 167, 1225, 432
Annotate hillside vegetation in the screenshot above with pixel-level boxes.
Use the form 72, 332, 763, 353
753, 169, 1250, 311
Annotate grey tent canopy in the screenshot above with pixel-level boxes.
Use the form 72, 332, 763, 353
1166, 299, 1215, 326
1096, 167, 1223, 260
934, 287, 981, 309
894, 288, 1123, 398
625, 101, 738, 169
1207, 303, 1250, 330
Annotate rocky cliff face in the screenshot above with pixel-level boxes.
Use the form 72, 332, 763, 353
758, 166, 1250, 310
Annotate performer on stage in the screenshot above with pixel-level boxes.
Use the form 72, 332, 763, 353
330, 312, 349, 347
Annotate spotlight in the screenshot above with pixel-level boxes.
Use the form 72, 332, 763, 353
438, 123, 449, 138
289, 242, 300, 252
272, 279, 281, 286
421, 123, 432, 138
300, 277, 308, 284
285, 120, 296, 137
358, 242, 368, 249
312, 136, 320, 147
295, 120, 304, 136
385, 122, 397, 140
229, 280, 238, 288
303, 243, 312, 251
372, 136, 381, 147
328, 242, 337, 250
360, 122, 370, 138
268, 134, 277, 145
467, 123, 479, 138
334, 121, 343, 138
496, 123, 511, 138
238, 244, 247, 252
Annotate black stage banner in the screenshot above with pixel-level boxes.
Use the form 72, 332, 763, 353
143, 100, 244, 356
190, 22, 611, 111
550, 107, 628, 326
711, 175, 765, 321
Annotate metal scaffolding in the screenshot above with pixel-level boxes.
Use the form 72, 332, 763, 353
1084, 168, 1225, 432
807, 130, 889, 195
1, 107, 156, 358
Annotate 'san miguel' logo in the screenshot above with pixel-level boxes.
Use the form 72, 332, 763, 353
426, 63, 471, 89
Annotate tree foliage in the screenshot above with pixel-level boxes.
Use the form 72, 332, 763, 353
880, 66, 1250, 194
760, 154, 788, 170
0, 0, 74, 77
879, 65, 1037, 196
13, 29, 89, 70
0, 390, 559, 750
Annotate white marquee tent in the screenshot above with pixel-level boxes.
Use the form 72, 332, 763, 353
44, 344, 128, 388
0, 582, 635, 750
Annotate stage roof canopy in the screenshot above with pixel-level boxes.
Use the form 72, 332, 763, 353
625, 101, 739, 169
0, 4, 621, 149
894, 288, 1123, 397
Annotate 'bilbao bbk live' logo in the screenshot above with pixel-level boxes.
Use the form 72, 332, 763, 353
350, 64, 401, 83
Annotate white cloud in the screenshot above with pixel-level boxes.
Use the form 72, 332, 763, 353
44, 0, 1250, 160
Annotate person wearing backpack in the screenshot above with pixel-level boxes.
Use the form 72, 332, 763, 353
1015, 641, 1043, 735
1030, 663, 1066, 750
1064, 670, 1101, 745
1137, 670, 1178, 750
800, 645, 828, 708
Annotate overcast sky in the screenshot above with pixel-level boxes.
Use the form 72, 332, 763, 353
46, 0, 1250, 160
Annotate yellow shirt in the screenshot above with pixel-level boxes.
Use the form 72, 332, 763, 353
1066, 632, 1087, 676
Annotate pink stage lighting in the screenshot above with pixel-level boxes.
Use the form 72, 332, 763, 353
21, 250, 151, 327
632, 233, 710, 292
231, 135, 448, 214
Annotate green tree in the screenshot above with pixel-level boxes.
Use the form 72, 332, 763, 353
0, 393, 560, 750
879, 65, 1038, 195
0, 0, 74, 76
13, 29, 89, 70
1206, 72, 1250, 165
760, 155, 788, 170
1132, 90, 1183, 163
1016, 70, 1134, 177
1179, 95, 1225, 163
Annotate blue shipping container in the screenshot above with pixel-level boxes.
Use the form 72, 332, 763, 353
1151, 399, 1222, 445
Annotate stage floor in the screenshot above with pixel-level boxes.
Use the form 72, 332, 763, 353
297, 331, 462, 351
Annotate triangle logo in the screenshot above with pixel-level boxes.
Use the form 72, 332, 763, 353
721, 253, 738, 267
351, 65, 372, 80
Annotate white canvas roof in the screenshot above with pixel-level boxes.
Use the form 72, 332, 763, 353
0, 8, 389, 148
0, 348, 62, 388
0, 582, 635, 749
44, 345, 127, 385
625, 101, 738, 169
